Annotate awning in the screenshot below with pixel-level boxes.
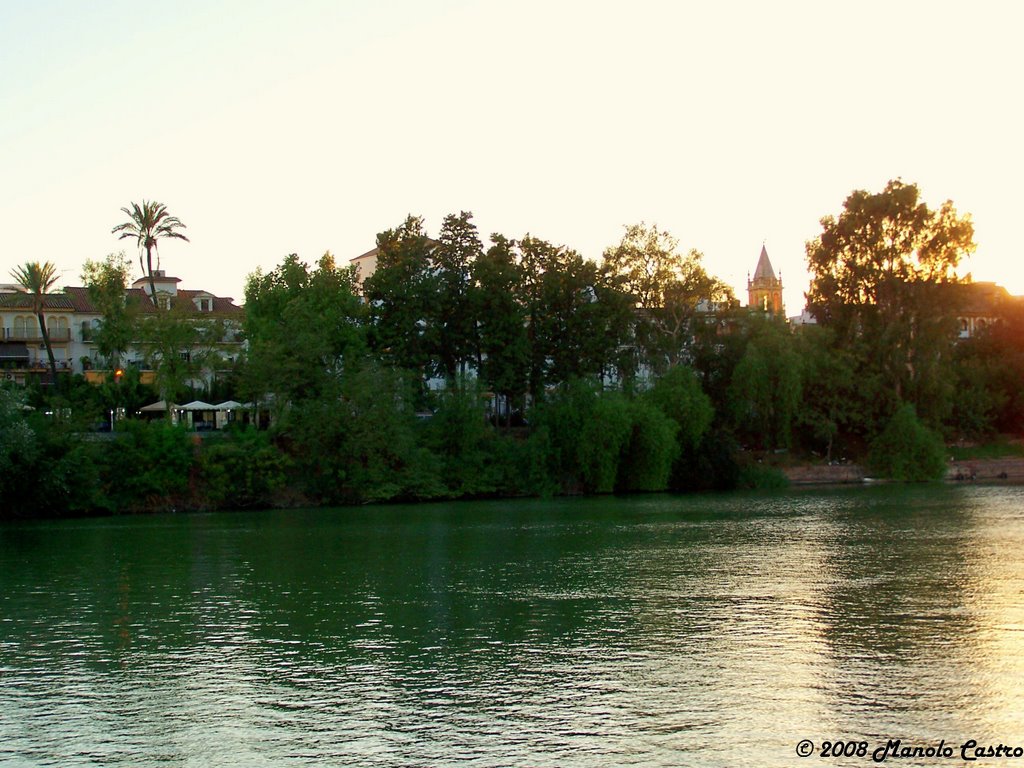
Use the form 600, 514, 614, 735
139, 400, 178, 412
215, 399, 252, 411
0, 343, 29, 360
180, 400, 216, 411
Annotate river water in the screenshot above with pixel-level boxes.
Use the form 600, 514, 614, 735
1, 486, 1022, 766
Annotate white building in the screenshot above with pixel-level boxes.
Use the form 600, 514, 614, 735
0, 270, 243, 385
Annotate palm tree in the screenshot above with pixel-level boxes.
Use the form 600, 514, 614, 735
112, 200, 189, 309
10, 261, 60, 384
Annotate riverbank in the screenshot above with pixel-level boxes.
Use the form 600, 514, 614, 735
782, 457, 1024, 485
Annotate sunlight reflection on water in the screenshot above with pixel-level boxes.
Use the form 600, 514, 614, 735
1, 486, 1022, 766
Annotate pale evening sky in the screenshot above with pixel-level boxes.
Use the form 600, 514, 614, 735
1, 0, 1020, 314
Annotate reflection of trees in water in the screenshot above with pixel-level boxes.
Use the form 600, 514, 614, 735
5, 490, 1022, 762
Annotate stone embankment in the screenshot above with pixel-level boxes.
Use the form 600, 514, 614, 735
782, 457, 1024, 485
945, 457, 1024, 483
783, 463, 865, 485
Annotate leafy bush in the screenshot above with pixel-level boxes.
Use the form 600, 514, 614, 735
644, 365, 713, 450
869, 404, 947, 481
616, 399, 679, 492
99, 420, 196, 512
285, 362, 444, 504
486, 430, 556, 497
532, 380, 633, 493
421, 386, 498, 497
672, 429, 741, 492
0, 390, 105, 517
736, 463, 790, 490
199, 429, 291, 509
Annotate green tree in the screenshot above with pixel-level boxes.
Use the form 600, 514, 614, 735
112, 200, 189, 309
688, 304, 754, 422
0, 388, 103, 517
644, 363, 716, 490
472, 234, 529, 425
420, 384, 497, 496
794, 325, 858, 461
729, 318, 803, 450
364, 216, 436, 382
532, 380, 633, 494
868, 404, 947, 481
806, 180, 974, 427
100, 420, 195, 511
199, 429, 291, 509
0, 388, 37, 512
9, 261, 60, 383
603, 223, 735, 373
948, 299, 1024, 438
518, 236, 632, 398
431, 212, 482, 381
288, 361, 442, 503
134, 302, 209, 420
518, 235, 563, 399
644, 364, 714, 451
616, 398, 679, 492
81, 251, 136, 370
243, 252, 365, 413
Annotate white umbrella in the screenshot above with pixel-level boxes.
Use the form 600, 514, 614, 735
140, 400, 177, 412
181, 400, 216, 411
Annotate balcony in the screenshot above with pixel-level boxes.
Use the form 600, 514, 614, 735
2, 327, 72, 343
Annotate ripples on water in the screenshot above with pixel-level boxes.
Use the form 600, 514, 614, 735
1, 486, 1022, 766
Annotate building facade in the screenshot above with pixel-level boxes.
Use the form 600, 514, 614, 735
0, 271, 243, 385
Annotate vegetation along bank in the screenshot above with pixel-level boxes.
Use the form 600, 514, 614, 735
4, 180, 1024, 517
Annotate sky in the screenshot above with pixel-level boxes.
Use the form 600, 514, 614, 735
1, 0, 1021, 314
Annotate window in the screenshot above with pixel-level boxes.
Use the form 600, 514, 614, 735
48, 316, 69, 339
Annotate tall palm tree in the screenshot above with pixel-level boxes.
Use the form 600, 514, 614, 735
10, 261, 60, 384
112, 200, 189, 309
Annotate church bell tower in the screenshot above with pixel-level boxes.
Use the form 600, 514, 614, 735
747, 245, 784, 315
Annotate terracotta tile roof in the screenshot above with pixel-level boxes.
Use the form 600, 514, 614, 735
175, 290, 243, 316
0, 292, 76, 311
63, 286, 98, 313
126, 288, 158, 313
0, 284, 241, 317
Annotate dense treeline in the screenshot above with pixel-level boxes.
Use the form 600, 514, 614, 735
4, 180, 1023, 518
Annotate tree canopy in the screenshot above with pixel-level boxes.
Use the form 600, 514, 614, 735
81, 252, 135, 370
603, 223, 735, 373
806, 179, 974, 322
805, 180, 976, 430
112, 200, 189, 309
10, 261, 60, 383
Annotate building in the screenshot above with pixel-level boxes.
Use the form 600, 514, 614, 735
952, 280, 1014, 339
0, 271, 243, 385
0, 290, 77, 382
747, 245, 784, 315
350, 247, 379, 292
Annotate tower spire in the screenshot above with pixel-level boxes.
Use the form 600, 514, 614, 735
747, 245, 784, 315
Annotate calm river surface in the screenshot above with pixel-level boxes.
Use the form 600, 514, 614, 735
2, 486, 1023, 767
